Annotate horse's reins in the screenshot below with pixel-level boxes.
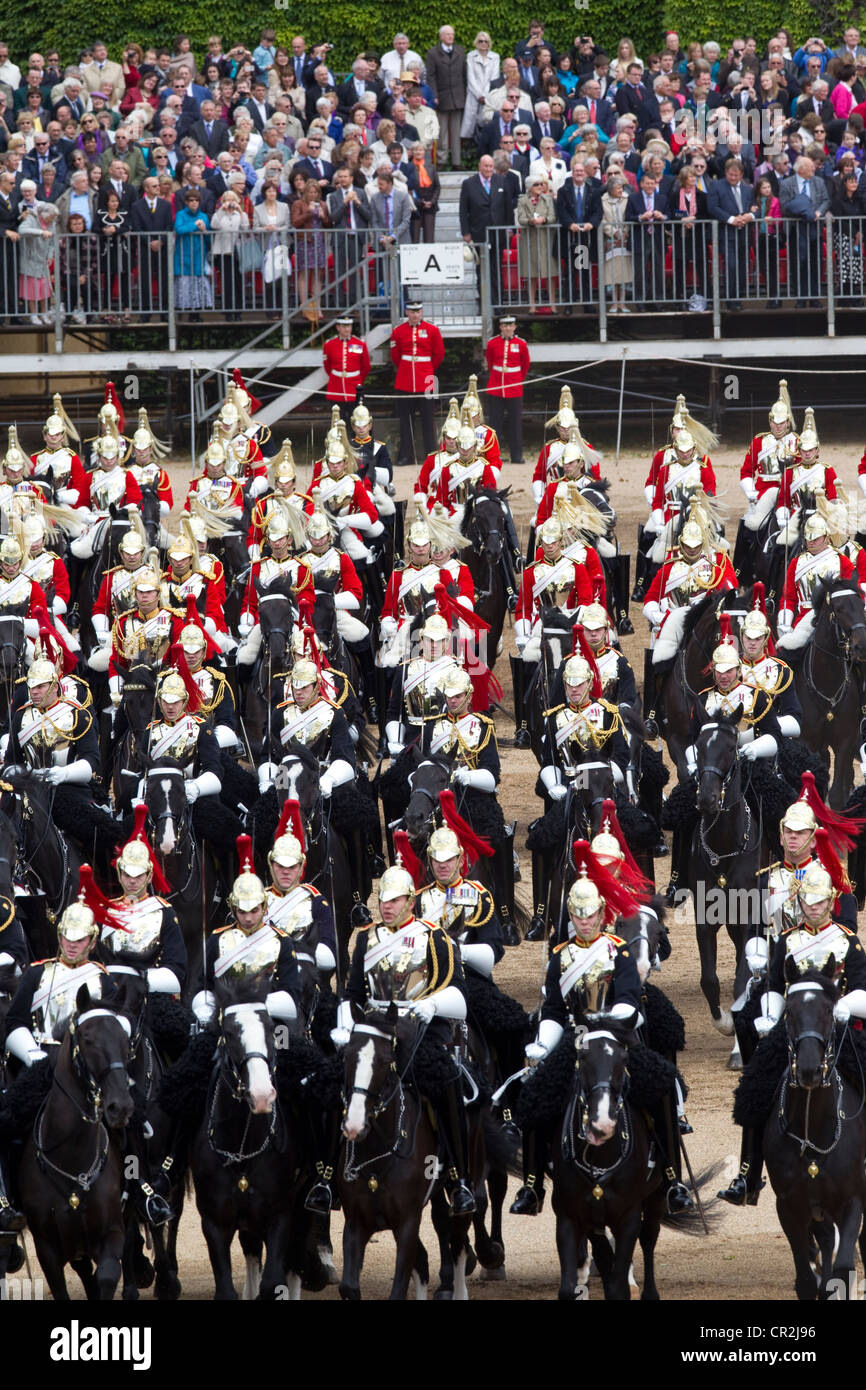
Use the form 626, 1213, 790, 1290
207, 1010, 278, 1166
803, 589, 865, 717
342, 1018, 428, 1183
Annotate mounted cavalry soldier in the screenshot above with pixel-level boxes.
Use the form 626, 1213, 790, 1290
309, 438, 384, 568
329, 861, 476, 1214
385, 612, 460, 758
77, 434, 143, 544
300, 506, 369, 645
213, 388, 268, 498
414, 401, 462, 507
257, 654, 356, 799
29, 395, 89, 508
138, 665, 223, 810
1, 428, 45, 533
644, 427, 718, 568
418, 419, 498, 519
128, 407, 173, 517
108, 567, 182, 703
5, 896, 105, 1073
537, 650, 629, 804
737, 589, 802, 738
379, 516, 457, 669
719, 860, 866, 1207
237, 503, 313, 671
161, 522, 233, 654
774, 407, 839, 538
531, 387, 598, 508
512, 844, 694, 1217
738, 379, 798, 544
6, 657, 99, 840
90, 519, 153, 673
183, 441, 245, 522
534, 436, 606, 531
461, 374, 502, 479
20, 514, 74, 640
264, 804, 337, 976
191, 838, 302, 1030
692, 636, 782, 767
777, 511, 855, 651
174, 610, 239, 751
578, 603, 638, 710
246, 442, 311, 559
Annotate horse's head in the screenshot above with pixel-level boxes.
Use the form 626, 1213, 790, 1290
256, 578, 295, 669
619, 904, 666, 985
121, 659, 158, 729
139, 483, 162, 548
342, 1003, 401, 1142
0, 613, 26, 683
816, 578, 866, 666
576, 1017, 635, 1147
312, 585, 339, 651
565, 745, 616, 838
216, 978, 277, 1116
404, 753, 452, 843
71, 978, 135, 1129
142, 761, 188, 856
695, 712, 741, 818
278, 741, 321, 822
464, 487, 505, 565
783, 962, 838, 1091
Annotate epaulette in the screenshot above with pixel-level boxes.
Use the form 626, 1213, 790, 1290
763, 862, 782, 876
599, 698, 620, 715
307, 885, 321, 898
607, 932, 626, 946
552, 940, 570, 955
542, 701, 567, 717
0, 896, 14, 932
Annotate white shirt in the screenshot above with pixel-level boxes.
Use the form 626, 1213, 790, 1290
379, 48, 424, 84
528, 155, 567, 193
0, 60, 21, 89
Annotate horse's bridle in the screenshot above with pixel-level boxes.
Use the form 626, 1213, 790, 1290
207, 1005, 278, 1166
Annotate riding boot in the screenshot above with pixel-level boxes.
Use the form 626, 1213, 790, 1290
499, 546, 519, 613
650, 1090, 694, 1214
510, 654, 531, 749
349, 640, 377, 728
503, 504, 522, 574
732, 519, 754, 584
436, 1074, 476, 1214
509, 1127, 546, 1214
124, 1123, 174, 1227
526, 848, 552, 942
631, 526, 650, 601
525, 523, 537, 568
304, 1109, 343, 1215
493, 826, 520, 947
375, 665, 391, 750
642, 649, 659, 738
0, 1155, 25, 1233
342, 827, 374, 927
665, 827, 684, 904
718, 1127, 765, 1206
615, 553, 634, 635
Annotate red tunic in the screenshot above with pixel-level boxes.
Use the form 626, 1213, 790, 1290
776, 463, 838, 511
534, 541, 606, 607
485, 334, 530, 398
29, 447, 90, 507
390, 319, 445, 393
514, 558, 593, 624
535, 473, 605, 526
534, 441, 601, 489
323, 335, 371, 402
643, 551, 738, 609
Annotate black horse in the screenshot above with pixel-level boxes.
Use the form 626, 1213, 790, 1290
551, 1013, 666, 1301
189, 975, 307, 1300
461, 486, 510, 671
142, 760, 217, 997
1, 765, 85, 961
764, 963, 866, 1301
790, 576, 866, 810
686, 712, 759, 1053
18, 974, 141, 1300
0, 612, 27, 734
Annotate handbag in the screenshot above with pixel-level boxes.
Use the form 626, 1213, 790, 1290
262, 243, 291, 284
236, 235, 263, 274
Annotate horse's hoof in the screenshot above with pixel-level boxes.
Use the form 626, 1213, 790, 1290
526, 916, 546, 942
617, 617, 634, 636
1, 1241, 24, 1275
155, 1275, 182, 1301
135, 1254, 155, 1290
712, 1010, 734, 1037
433, 1288, 454, 1300
122, 1284, 140, 1301
727, 1048, 742, 1072
480, 1264, 506, 1282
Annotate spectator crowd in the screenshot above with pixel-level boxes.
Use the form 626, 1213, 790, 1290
1, 20, 865, 327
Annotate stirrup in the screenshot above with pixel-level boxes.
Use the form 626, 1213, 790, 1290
717, 1174, 763, 1208
510, 1183, 544, 1216
665, 1181, 694, 1215
304, 1180, 334, 1215
144, 1191, 174, 1227
448, 1179, 477, 1215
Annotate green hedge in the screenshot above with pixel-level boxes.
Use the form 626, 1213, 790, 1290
0, 0, 666, 74
662, 0, 839, 49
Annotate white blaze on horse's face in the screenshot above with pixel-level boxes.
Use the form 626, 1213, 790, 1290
632, 913, 652, 984
158, 779, 176, 856
236, 1005, 275, 1114
588, 1042, 617, 1145
343, 1038, 375, 1141
283, 760, 301, 802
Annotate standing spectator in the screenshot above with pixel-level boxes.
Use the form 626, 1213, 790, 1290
625, 169, 668, 307
555, 156, 602, 307
189, 99, 230, 158
97, 188, 131, 321
830, 62, 857, 121
326, 165, 370, 305
369, 166, 413, 245
35, 162, 60, 202
706, 157, 754, 310
129, 174, 173, 317
426, 26, 467, 169
56, 167, 95, 231
83, 40, 124, 108
380, 35, 424, 87
778, 154, 829, 305
828, 165, 863, 298
669, 165, 708, 307
601, 174, 633, 312
59, 210, 99, 323
0, 167, 19, 318
459, 152, 515, 307
17, 179, 55, 323
750, 173, 782, 307
253, 29, 277, 73
517, 173, 556, 311
529, 137, 568, 193
211, 190, 248, 319
408, 142, 439, 242
253, 179, 290, 316
173, 187, 212, 318
290, 179, 330, 325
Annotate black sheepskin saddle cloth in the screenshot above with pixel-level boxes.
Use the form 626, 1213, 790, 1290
514, 1031, 676, 1130
733, 1020, 866, 1128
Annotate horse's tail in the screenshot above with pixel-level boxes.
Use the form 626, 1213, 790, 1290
660, 1158, 728, 1235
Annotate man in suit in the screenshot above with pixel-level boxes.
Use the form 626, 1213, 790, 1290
835, 27, 866, 62
289, 35, 319, 89
129, 176, 173, 316
174, 63, 210, 111
615, 63, 648, 118
54, 77, 87, 122
292, 133, 334, 192
530, 102, 565, 148
99, 160, 136, 214
206, 152, 237, 200
304, 64, 336, 114
556, 156, 602, 307
370, 167, 413, 246
327, 165, 371, 306
706, 157, 755, 308
459, 153, 516, 307
336, 58, 383, 119
239, 80, 273, 133
478, 99, 521, 157
0, 168, 19, 317
794, 79, 834, 124
779, 155, 829, 304
82, 40, 124, 108
426, 25, 466, 169
189, 100, 231, 158
577, 80, 616, 136
625, 170, 669, 307
23, 132, 66, 188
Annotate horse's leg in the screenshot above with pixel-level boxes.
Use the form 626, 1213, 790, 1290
829, 724, 857, 813
775, 1197, 820, 1301
828, 1197, 862, 1300
259, 1214, 294, 1301
120, 1215, 141, 1302
94, 1230, 125, 1301
389, 1212, 424, 1302
477, 1168, 507, 1278
70, 1257, 100, 1300
555, 1203, 582, 1301
338, 1214, 367, 1301
412, 1238, 430, 1300
639, 1189, 665, 1301
431, 1186, 456, 1300
605, 1208, 642, 1301
35, 1238, 72, 1301
696, 922, 731, 1034
239, 1229, 263, 1301
452, 1217, 472, 1301
200, 1214, 239, 1300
